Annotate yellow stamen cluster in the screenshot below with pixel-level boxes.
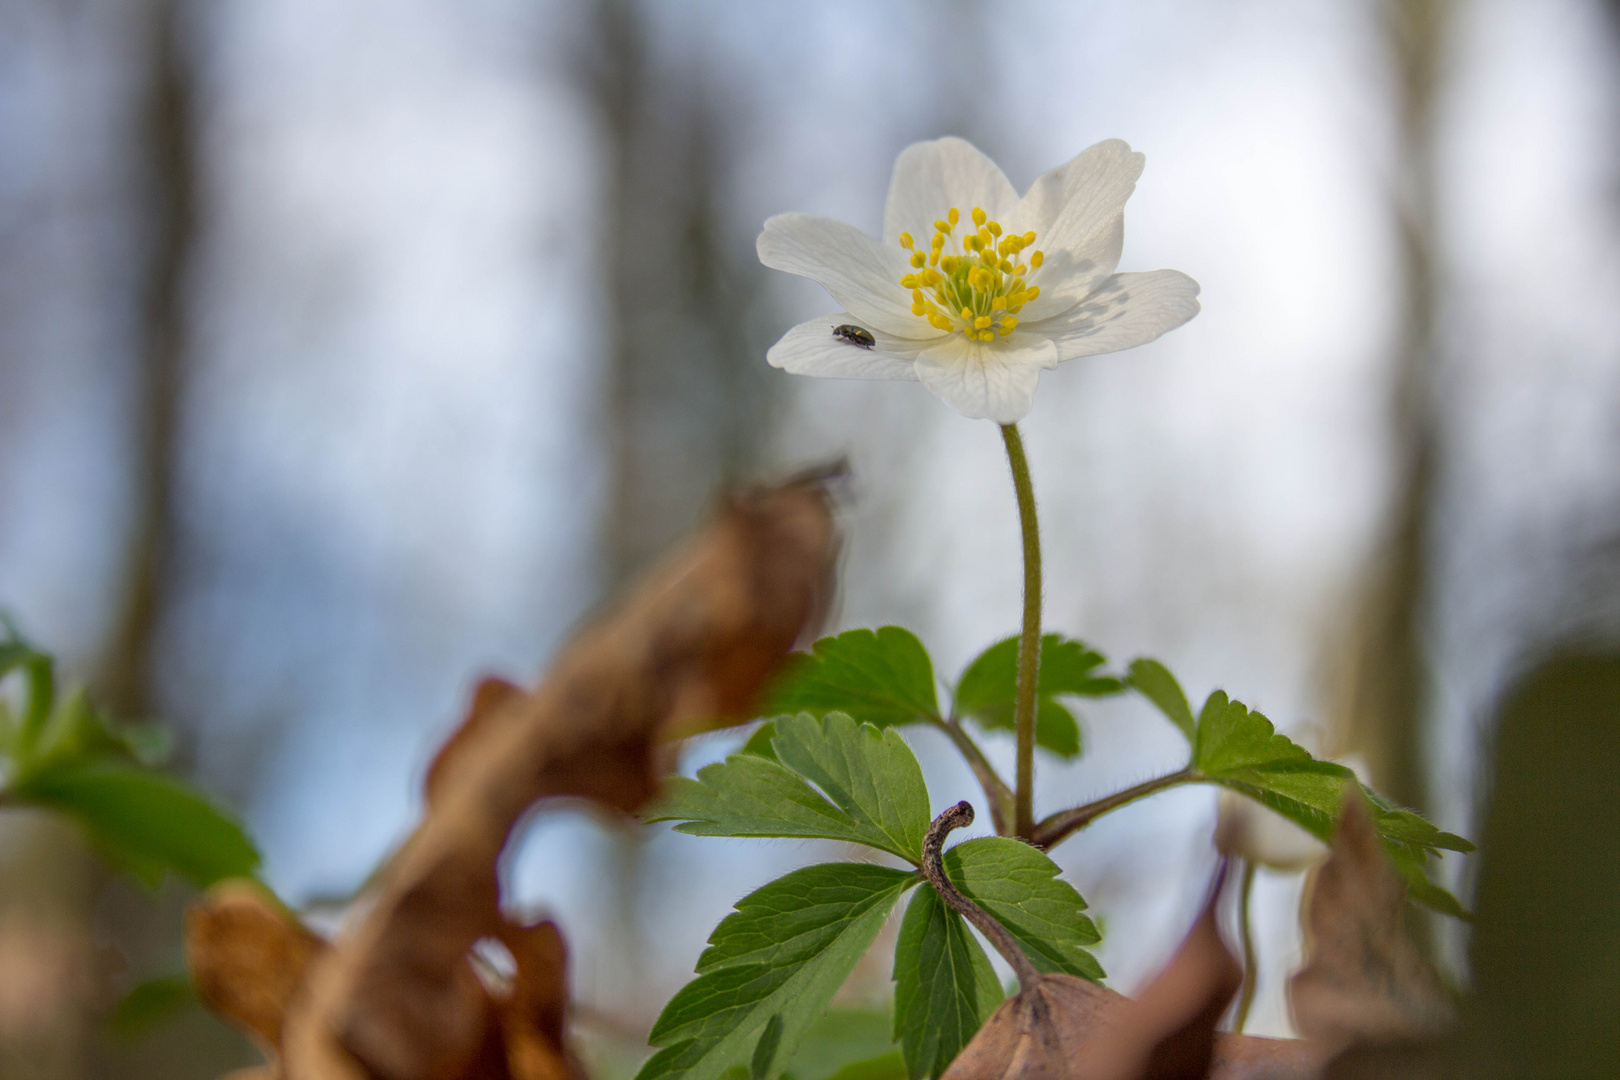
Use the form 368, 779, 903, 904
898, 205, 1042, 342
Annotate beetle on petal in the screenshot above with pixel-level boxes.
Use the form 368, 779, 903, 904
757, 137, 1200, 423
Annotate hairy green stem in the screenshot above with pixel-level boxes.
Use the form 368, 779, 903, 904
999, 424, 1042, 840
922, 801, 1042, 991
1029, 767, 1198, 850
1234, 859, 1259, 1034
928, 716, 1015, 836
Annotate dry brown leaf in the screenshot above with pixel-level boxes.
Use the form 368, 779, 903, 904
943, 872, 1325, 1080
270, 476, 838, 1080
1288, 791, 1454, 1053
185, 880, 327, 1054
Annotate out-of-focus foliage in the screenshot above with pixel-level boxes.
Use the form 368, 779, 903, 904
0, 620, 259, 889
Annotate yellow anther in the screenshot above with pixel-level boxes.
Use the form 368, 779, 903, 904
910, 251, 926, 268
912, 289, 924, 303
900, 274, 917, 289
1000, 259, 1013, 272
928, 249, 940, 266
1030, 250, 1044, 268
928, 313, 953, 331
978, 228, 992, 248
934, 219, 950, 233
931, 232, 945, 249
991, 296, 1006, 311
998, 323, 1014, 336
1024, 285, 1040, 301
1001, 316, 1018, 331
1014, 265, 1027, 277
948, 207, 960, 225
979, 330, 995, 342
940, 256, 958, 273
899, 232, 914, 249
1022, 231, 1036, 245
987, 220, 1002, 236
974, 315, 991, 329
923, 268, 942, 285
972, 207, 987, 226
912, 303, 927, 316
960, 306, 973, 319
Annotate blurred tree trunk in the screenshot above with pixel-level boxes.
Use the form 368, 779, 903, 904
584, 0, 780, 587
96, 0, 193, 726
1331, 0, 1450, 817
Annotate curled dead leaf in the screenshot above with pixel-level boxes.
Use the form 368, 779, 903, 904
1288, 790, 1454, 1053
943, 867, 1324, 1080
185, 880, 327, 1054
264, 476, 838, 1080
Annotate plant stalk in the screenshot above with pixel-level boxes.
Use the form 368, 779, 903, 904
999, 424, 1042, 840
1030, 767, 1197, 849
1234, 859, 1259, 1033
922, 801, 1042, 991
929, 716, 1015, 836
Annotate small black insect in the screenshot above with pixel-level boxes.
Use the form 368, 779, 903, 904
832, 323, 876, 349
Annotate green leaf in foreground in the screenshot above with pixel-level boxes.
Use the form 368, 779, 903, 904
7, 763, 259, 888
764, 628, 940, 729
1192, 690, 1472, 915
953, 635, 1120, 760
1126, 658, 1197, 743
638, 863, 915, 1080
648, 714, 930, 863
892, 886, 1003, 1080
943, 837, 1104, 981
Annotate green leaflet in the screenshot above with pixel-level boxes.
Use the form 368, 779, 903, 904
892, 886, 1003, 1080
954, 635, 1121, 760
943, 838, 1104, 981
638, 863, 915, 1080
771, 714, 930, 865
9, 763, 260, 889
649, 714, 930, 865
1191, 690, 1472, 916
764, 628, 940, 729
108, 974, 197, 1041
1125, 658, 1197, 743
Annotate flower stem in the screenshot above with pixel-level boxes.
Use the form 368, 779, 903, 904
922, 801, 1042, 992
927, 716, 1015, 836
999, 423, 1042, 841
1029, 767, 1198, 849
1234, 859, 1259, 1034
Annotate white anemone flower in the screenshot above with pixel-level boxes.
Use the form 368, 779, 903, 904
757, 137, 1200, 423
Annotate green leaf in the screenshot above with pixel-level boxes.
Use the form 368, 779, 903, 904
892, 886, 1003, 1080
953, 635, 1119, 760
764, 628, 940, 728
741, 721, 780, 761
647, 714, 930, 864
1126, 658, 1197, 743
943, 838, 1104, 981
638, 863, 915, 1080
771, 714, 930, 864
8, 763, 260, 888
1192, 691, 1473, 917
821, 1053, 906, 1080
108, 974, 197, 1040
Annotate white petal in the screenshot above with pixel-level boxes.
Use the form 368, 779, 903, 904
757, 213, 924, 337
883, 137, 1020, 249
1012, 140, 1144, 320
766, 313, 935, 381
1027, 270, 1201, 362
913, 331, 1057, 423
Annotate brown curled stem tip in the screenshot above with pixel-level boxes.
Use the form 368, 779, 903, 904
922, 801, 1043, 992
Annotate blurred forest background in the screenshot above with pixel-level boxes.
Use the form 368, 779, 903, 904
2, 0, 1619, 1077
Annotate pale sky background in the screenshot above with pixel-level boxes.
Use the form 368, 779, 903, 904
2, 0, 1618, 1049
